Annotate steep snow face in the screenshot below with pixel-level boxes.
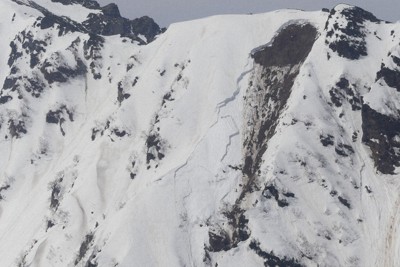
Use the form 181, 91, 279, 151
0, 1, 400, 266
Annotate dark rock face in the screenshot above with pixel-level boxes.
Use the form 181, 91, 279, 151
83, 34, 104, 79
253, 24, 318, 67
0, 184, 11, 200
83, 34, 104, 60
3, 74, 45, 98
11, 30, 47, 69
83, 5, 162, 43
129, 16, 164, 42
8, 119, 27, 138
320, 134, 334, 146
2, 77, 17, 90
362, 104, 400, 174
101, 3, 120, 17
338, 196, 351, 209
26, 0, 162, 44
117, 82, 130, 104
90, 120, 129, 141
0, 96, 12, 104
325, 6, 380, 60
4, 30, 49, 98
376, 65, 400, 91
49, 179, 63, 211
51, 0, 100, 9
249, 240, 303, 267
39, 13, 83, 37
329, 77, 362, 110
25, 77, 45, 98
8, 41, 22, 67
207, 208, 250, 253
262, 183, 295, 207
245, 23, 318, 177
145, 133, 165, 164
392, 55, 400, 67
75, 233, 95, 265
46, 106, 74, 136
40, 54, 87, 84
27, 1, 86, 36
207, 23, 318, 259
335, 143, 354, 157
208, 230, 231, 252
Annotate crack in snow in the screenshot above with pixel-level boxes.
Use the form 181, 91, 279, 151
216, 59, 253, 109
220, 131, 239, 162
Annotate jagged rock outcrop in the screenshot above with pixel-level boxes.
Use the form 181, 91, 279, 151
83, 3, 163, 42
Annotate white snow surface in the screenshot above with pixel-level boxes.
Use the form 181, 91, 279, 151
0, 1, 400, 267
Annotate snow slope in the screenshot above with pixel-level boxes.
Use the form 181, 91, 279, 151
0, 1, 400, 266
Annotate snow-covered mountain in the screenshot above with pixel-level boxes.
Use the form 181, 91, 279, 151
1, 0, 400, 266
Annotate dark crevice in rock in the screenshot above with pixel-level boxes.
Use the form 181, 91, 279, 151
113, 129, 126, 137
75, 233, 95, 265
85, 255, 98, 267
249, 240, 303, 267
49, 178, 63, 211
84, 34, 104, 79
91, 120, 110, 141
338, 196, 351, 209
320, 134, 334, 146
146, 133, 165, 164
46, 106, 74, 136
91, 120, 128, 141
161, 91, 175, 106
0, 184, 11, 200
262, 183, 295, 208
83, 34, 104, 60
8, 119, 27, 138
117, 82, 130, 104
46, 220, 55, 231
335, 143, 354, 157
365, 186, 373, 193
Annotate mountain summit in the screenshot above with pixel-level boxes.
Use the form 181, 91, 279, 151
0, 1, 400, 266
